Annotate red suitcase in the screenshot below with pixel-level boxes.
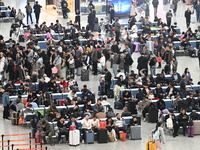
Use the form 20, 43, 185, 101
56, 99, 66, 106
35, 132, 42, 143
188, 125, 194, 137
11, 112, 19, 125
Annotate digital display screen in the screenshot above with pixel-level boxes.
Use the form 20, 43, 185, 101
108, 0, 131, 16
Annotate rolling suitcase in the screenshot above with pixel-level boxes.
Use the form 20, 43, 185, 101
130, 126, 142, 140
93, 23, 99, 31
128, 101, 138, 114
114, 101, 123, 110
148, 109, 158, 123
77, 67, 82, 76
133, 42, 140, 52
56, 99, 65, 106
35, 132, 42, 143
11, 112, 19, 125
18, 35, 24, 42
193, 120, 200, 135
146, 141, 156, 150
97, 129, 108, 143
69, 130, 80, 146
107, 90, 114, 98
188, 125, 194, 137
98, 85, 105, 95
81, 69, 89, 81
146, 113, 149, 122
85, 131, 94, 144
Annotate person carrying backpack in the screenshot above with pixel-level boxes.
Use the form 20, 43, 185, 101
151, 122, 165, 150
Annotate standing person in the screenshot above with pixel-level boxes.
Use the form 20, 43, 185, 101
33, 1, 42, 24
152, 0, 159, 16
124, 50, 133, 75
110, 4, 115, 24
53, 53, 62, 77
75, 9, 81, 29
25, 2, 33, 24
88, 9, 94, 31
152, 122, 165, 150
104, 68, 112, 95
61, 0, 68, 19
195, 1, 200, 22
15, 9, 25, 27
106, 2, 112, 16
185, 8, 193, 28
114, 19, 121, 42
130, 2, 136, 17
68, 54, 75, 78
166, 10, 173, 27
137, 53, 148, 75
2, 90, 10, 120
172, 0, 179, 16
180, 75, 187, 98
149, 54, 157, 76
91, 48, 99, 75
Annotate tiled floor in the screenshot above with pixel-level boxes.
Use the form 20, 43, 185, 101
0, 0, 200, 149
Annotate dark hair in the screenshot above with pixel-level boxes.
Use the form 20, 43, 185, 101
153, 122, 162, 134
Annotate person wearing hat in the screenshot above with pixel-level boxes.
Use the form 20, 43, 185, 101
2, 90, 10, 120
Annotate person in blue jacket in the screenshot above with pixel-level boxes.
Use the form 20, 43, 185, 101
66, 115, 79, 129
2, 90, 10, 120
195, 1, 200, 22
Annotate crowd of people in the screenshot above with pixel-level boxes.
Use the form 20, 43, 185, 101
1, 0, 200, 149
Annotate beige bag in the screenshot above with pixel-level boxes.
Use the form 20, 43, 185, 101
108, 132, 115, 142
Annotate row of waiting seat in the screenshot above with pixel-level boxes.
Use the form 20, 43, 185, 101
0, 6, 13, 20
119, 85, 200, 100
21, 102, 111, 118
9, 92, 85, 103
110, 75, 172, 89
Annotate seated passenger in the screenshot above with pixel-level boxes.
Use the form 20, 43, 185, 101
57, 117, 68, 144
93, 99, 104, 113
82, 114, 92, 142
46, 105, 59, 121
115, 113, 126, 139
121, 107, 132, 117
106, 117, 117, 141
178, 109, 189, 136
165, 109, 179, 138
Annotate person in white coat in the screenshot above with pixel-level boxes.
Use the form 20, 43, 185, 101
130, 2, 136, 17
99, 52, 106, 73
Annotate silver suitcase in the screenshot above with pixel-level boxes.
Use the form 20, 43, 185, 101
69, 130, 80, 146
130, 126, 141, 140
194, 120, 200, 135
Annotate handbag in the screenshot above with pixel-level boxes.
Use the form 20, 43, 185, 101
108, 132, 115, 142
157, 56, 162, 63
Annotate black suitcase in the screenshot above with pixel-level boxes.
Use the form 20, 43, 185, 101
97, 129, 108, 143
189, 50, 196, 57
18, 35, 24, 42
114, 101, 123, 110
148, 103, 158, 123
107, 90, 114, 98
81, 69, 89, 81
127, 101, 138, 114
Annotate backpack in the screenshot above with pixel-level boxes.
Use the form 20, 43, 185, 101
190, 112, 199, 120
166, 118, 173, 128
116, 54, 121, 64
152, 130, 161, 141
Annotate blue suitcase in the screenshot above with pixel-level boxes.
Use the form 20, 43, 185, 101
85, 131, 94, 144
114, 101, 123, 110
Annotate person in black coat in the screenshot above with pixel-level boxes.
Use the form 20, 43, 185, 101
185, 8, 193, 28
104, 68, 112, 95
178, 109, 189, 136
137, 53, 148, 75
165, 110, 179, 137
75, 9, 81, 29
61, 0, 68, 19
7, 56, 14, 80
110, 4, 115, 24
33, 1, 42, 24
88, 1, 95, 10
88, 9, 94, 31
124, 51, 133, 75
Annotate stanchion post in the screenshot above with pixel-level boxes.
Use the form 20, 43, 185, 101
11, 144, 14, 150
7, 140, 10, 150
1, 135, 4, 150
45, 147, 47, 150
29, 133, 31, 149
